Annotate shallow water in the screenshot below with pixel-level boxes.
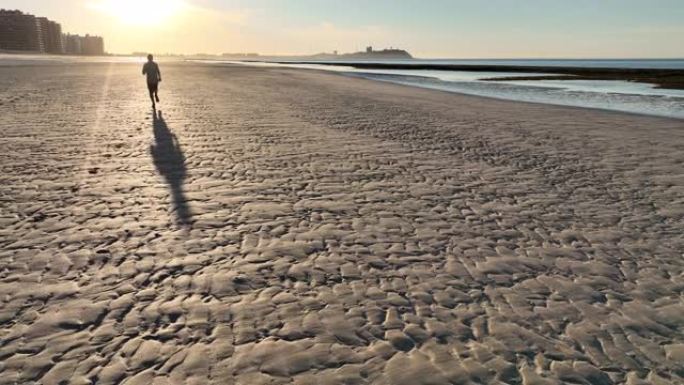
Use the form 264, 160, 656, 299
225, 60, 684, 119
285, 58, 684, 69
356, 72, 684, 119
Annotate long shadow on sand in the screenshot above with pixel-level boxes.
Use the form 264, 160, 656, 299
151, 110, 192, 226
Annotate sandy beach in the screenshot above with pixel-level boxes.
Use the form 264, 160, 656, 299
1, 62, 683, 385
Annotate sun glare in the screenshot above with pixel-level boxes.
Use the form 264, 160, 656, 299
92, 0, 186, 26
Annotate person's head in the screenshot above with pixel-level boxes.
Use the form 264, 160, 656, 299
147, 54, 153, 62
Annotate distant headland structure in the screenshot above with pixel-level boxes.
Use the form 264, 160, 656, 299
313, 46, 413, 60
218, 47, 413, 62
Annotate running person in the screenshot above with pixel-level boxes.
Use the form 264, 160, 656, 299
142, 54, 162, 108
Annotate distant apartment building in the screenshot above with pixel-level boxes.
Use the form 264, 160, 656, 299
64, 34, 105, 55
82, 34, 104, 55
0, 9, 43, 52
64, 34, 82, 55
37, 17, 65, 54
0, 9, 103, 55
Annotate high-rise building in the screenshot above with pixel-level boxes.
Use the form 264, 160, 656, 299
1, 9, 102, 55
64, 33, 82, 55
63, 34, 105, 55
82, 34, 104, 55
37, 17, 65, 54
49, 21, 65, 54
0, 9, 44, 52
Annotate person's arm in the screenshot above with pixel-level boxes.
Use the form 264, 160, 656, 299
142, 63, 147, 75
157, 64, 162, 82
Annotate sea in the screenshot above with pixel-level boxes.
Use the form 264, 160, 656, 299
3, 54, 683, 119
228, 59, 684, 120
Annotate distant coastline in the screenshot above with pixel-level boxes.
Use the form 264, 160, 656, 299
221, 47, 413, 62
2, 50, 683, 90
309, 47, 413, 60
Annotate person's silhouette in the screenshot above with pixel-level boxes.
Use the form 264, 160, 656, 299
142, 54, 162, 109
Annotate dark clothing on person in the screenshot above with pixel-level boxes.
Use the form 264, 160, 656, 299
143, 62, 161, 83
143, 59, 161, 107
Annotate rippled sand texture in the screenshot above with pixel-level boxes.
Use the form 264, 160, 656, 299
1, 63, 683, 385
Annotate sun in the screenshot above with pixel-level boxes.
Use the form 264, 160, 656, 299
91, 0, 187, 26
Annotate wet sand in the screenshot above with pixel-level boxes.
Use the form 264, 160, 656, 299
1, 62, 683, 385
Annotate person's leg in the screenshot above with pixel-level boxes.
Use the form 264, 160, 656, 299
149, 83, 159, 103
148, 84, 156, 107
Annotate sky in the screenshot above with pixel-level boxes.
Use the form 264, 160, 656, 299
2, 0, 683, 58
